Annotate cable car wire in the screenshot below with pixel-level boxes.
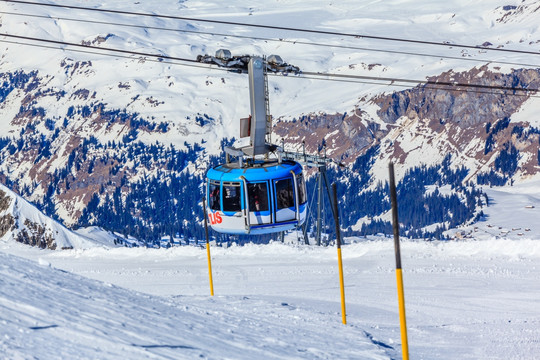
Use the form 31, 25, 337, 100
3, 10, 540, 69
0, 32, 199, 63
292, 74, 539, 98
3, 0, 540, 58
0, 38, 230, 76
1, 32, 539, 98
299, 70, 536, 94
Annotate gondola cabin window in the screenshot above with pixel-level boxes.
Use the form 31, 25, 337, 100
248, 182, 269, 212
222, 182, 241, 212
297, 174, 307, 205
209, 181, 221, 211
275, 178, 295, 209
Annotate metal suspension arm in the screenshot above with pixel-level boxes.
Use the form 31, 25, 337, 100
240, 176, 251, 233
321, 167, 337, 221
290, 170, 300, 222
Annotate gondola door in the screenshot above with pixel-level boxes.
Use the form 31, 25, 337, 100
273, 177, 296, 223
247, 181, 272, 226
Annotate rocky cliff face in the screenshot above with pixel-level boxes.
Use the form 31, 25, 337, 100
274, 65, 540, 185
273, 109, 384, 162
0, 190, 15, 239
370, 66, 540, 183
374, 66, 540, 127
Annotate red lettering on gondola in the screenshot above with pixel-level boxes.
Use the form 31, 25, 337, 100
208, 211, 222, 225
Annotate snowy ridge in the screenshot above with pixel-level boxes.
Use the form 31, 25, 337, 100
0, 183, 97, 249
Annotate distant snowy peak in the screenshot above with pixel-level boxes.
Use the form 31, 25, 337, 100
0, 183, 96, 249
495, 1, 540, 24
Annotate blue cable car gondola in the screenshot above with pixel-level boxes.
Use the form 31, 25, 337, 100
206, 159, 307, 235
204, 54, 308, 235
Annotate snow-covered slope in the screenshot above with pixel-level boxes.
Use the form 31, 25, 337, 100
0, 249, 389, 359
2, 0, 539, 136
2, 236, 540, 359
0, 183, 97, 249
448, 177, 540, 239
0, 0, 538, 155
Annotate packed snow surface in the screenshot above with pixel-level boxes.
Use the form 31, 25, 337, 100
2, 236, 540, 360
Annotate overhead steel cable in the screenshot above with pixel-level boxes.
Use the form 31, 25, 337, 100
4, 37, 534, 98
0, 32, 539, 98
6, 33, 533, 99
4, 0, 540, 58
282, 74, 540, 98
3, 10, 540, 69
300, 71, 536, 93
0, 38, 224, 72
0, 32, 200, 64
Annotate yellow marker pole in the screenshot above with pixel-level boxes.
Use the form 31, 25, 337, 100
202, 196, 215, 296
206, 242, 214, 296
389, 162, 409, 360
332, 183, 347, 325
337, 246, 347, 325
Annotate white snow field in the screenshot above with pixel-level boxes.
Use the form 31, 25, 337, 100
2, 234, 540, 360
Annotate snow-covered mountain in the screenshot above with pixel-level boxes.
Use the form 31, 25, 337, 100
0, 182, 140, 249
1, 0, 540, 243
0, 183, 98, 249
2, 2, 540, 358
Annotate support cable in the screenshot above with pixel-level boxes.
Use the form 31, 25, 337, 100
3, 0, 540, 58
3, 10, 540, 69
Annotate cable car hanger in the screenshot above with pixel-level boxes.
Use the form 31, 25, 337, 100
203, 50, 308, 235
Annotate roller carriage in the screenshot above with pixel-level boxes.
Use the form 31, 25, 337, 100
203, 51, 307, 235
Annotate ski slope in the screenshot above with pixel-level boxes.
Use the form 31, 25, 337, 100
2, 236, 540, 359
0, 248, 389, 360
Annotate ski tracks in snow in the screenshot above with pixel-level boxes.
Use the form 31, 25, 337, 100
0, 252, 390, 359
